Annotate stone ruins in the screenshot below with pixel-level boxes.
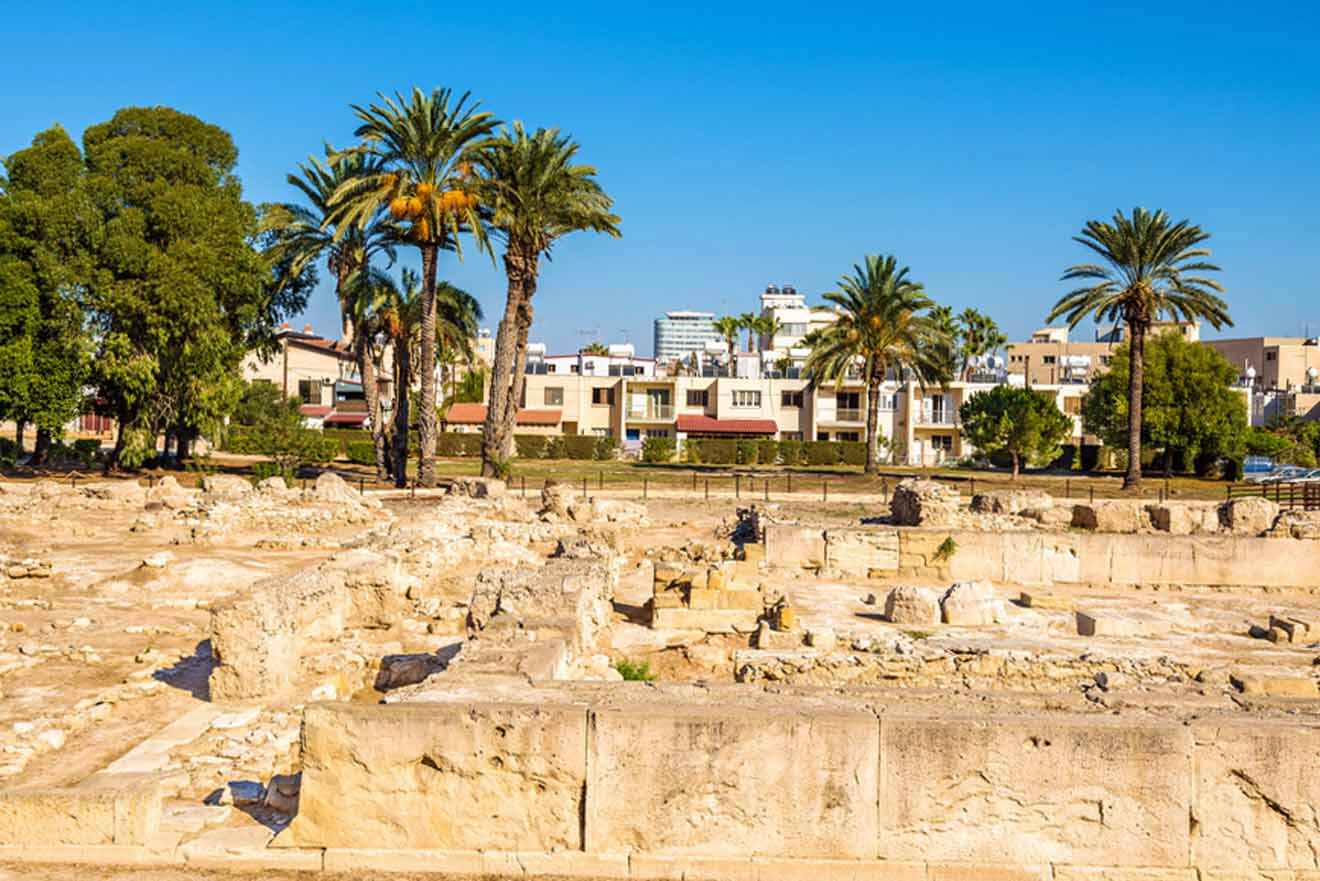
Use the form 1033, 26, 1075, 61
3, 472, 1320, 879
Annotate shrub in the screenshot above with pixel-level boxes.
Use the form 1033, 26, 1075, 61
345, 440, 376, 466
594, 434, 620, 461
735, 439, 759, 465
72, 439, 102, 466
803, 440, 840, 467
250, 461, 285, 483
687, 438, 737, 465
543, 436, 564, 459
757, 440, 780, 466
613, 658, 656, 682
778, 439, 802, 466
641, 436, 676, 463
515, 435, 547, 459
562, 435, 597, 460
435, 432, 482, 457
0, 437, 18, 468
1080, 444, 1102, 472
838, 441, 867, 467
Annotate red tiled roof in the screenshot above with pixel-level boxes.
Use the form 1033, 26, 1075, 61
443, 403, 562, 426
299, 405, 332, 417
324, 411, 368, 426
676, 414, 778, 435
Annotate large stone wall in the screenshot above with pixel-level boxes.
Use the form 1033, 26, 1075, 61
0, 774, 161, 846
764, 523, 1320, 589
283, 686, 1320, 875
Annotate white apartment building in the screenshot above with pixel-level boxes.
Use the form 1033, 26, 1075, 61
757, 284, 839, 374
653, 311, 721, 362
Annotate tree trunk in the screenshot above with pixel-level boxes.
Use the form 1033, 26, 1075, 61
1011, 451, 1020, 481
864, 378, 881, 475
31, 428, 51, 467
417, 243, 439, 487
1124, 324, 1146, 491
482, 250, 532, 478
392, 338, 411, 488
176, 425, 192, 462
14, 420, 25, 455
500, 291, 537, 462
358, 340, 386, 481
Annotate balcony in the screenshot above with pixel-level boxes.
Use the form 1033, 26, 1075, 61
915, 411, 958, 427
627, 402, 674, 421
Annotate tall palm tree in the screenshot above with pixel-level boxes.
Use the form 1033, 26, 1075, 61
1048, 208, 1229, 490
757, 314, 784, 352
803, 255, 952, 474
474, 122, 620, 477
328, 87, 497, 487
340, 266, 394, 479
739, 311, 759, 352
261, 145, 395, 343
713, 316, 741, 377
580, 341, 610, 356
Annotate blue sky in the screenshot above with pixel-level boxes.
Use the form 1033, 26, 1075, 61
4, 2, 1318, 354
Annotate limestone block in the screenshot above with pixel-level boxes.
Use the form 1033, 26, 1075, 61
1020, 591, 1073, 611
719, 590, 763, 612
80, 479, 148, 505
585, 703, 878, 857
885, 586, 941, 626
707, 568, 728, 590
880, 716, 1191, 866
824, 529, 900, 576
891, 479, 961, 526
688, 589, 719, 610
1219, 497, 1280, 536
313, 471, 364, 505
446, 476, 507, 498
1191, 721, 1320, 871
1270, 510, 1320, 540
970, 489, 1053, 516
763, 525, 826, 568
1076, 611, 1170, 638
285, 702, 587, 851
1146, 503, 1220, 535
1229, 672, 1319, 698
940, 581, 1000, 626
201, 473, 253, 499
146, 476, 191, 509
541, 482, 578, 517
1071, 501, 1148, 533
0, 774, 161, 846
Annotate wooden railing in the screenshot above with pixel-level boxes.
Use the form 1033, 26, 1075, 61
1226, 480, 1320, 511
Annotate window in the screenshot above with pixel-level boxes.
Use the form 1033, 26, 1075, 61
591, 387, 613, 406
780, 431, 803, 441
544, 387, 564, 406
647, 428, 670, 438
836, 431, 861, 442
732, 389, 761, 408
686, 389, 708, 407
1042, 355, 1057, 365
1100, 356, 1112, 365
837, 391, 860, 409
781, 390, 803, 408
783, 322, 807, 336
297, 379, 322, 405
932, 435, 953, 451
1266, 352, 1277, 361
879, 392, 897, 411
817, 431, 830, 441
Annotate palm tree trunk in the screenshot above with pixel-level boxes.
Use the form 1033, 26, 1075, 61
1124, 324, 1146, 491
392, 338, 411, 488
358, 341, 386, 481
500, 279, 538, 462
864, 379, 881, 475
481, 251, 528, 477
417, 243, 439, 487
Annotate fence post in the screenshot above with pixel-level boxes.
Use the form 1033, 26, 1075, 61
643, 478, 648, 500
823, 480, 828, 502
582, 476, 589, 499
521, 476, 526, 497
598, 469, 603, 491
764, 479, 769, 502
704, 479, 709, 501
735, 474, 741, 499
1089, 486, 1094, 504
1065, 479, 1071, 499
970, 477, 976, 496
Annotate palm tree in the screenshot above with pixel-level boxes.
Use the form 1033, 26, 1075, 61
1048, 208, 1229, 490
474, 122, 620, 477
580, 341, 609, 355
757, 314, 784, 352
378, 269, 483, 486
803, 255, 953, 474
713, 316, 741, 377
340, 266, 394, 479
738, 311, 759, 352
955, 308, 1007, 380
261, 145, 395, 343
328, 87, 497, 487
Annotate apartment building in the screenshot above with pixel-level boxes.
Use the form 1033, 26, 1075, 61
757, 284, 838, 373
1005, 321, 1198, 386
240, 325, 381, 428
1205, 337, 1320, 393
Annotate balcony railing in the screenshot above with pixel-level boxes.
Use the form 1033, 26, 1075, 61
915, 411, 958, 426
628, 403, 674, 421
834, 408, 863, 422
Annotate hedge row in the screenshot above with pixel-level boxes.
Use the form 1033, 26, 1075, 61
225, 428, 340, 462
683, 438, 868, 467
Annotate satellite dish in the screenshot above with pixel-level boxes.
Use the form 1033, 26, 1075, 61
1246, 366, 1257, 380
1309, 366, 1319, 381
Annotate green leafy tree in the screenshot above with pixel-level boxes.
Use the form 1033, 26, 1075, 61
1245, 420, 1320, 468
475, 122, 620, 477
0, 125, 96, 464
231, 381, 294, 426
1049, 208, 1230, 490
1082, 333, 1246, 475
954, 308, 1007, 380
959, 385, 1072, 479
803, 255, 952, 474
328, 87, 497, 488
82, 107, 306, 468
579, 341, 609, 355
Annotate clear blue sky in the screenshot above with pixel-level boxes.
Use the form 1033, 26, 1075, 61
4, 2, 1318, 354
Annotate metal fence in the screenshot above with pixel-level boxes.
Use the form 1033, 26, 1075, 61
1226, 480, 1320, 511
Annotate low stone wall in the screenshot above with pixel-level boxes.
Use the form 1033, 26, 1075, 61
0, 774, 161, 846
281, 685, 1320, 876
764, 523, 1320, 588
